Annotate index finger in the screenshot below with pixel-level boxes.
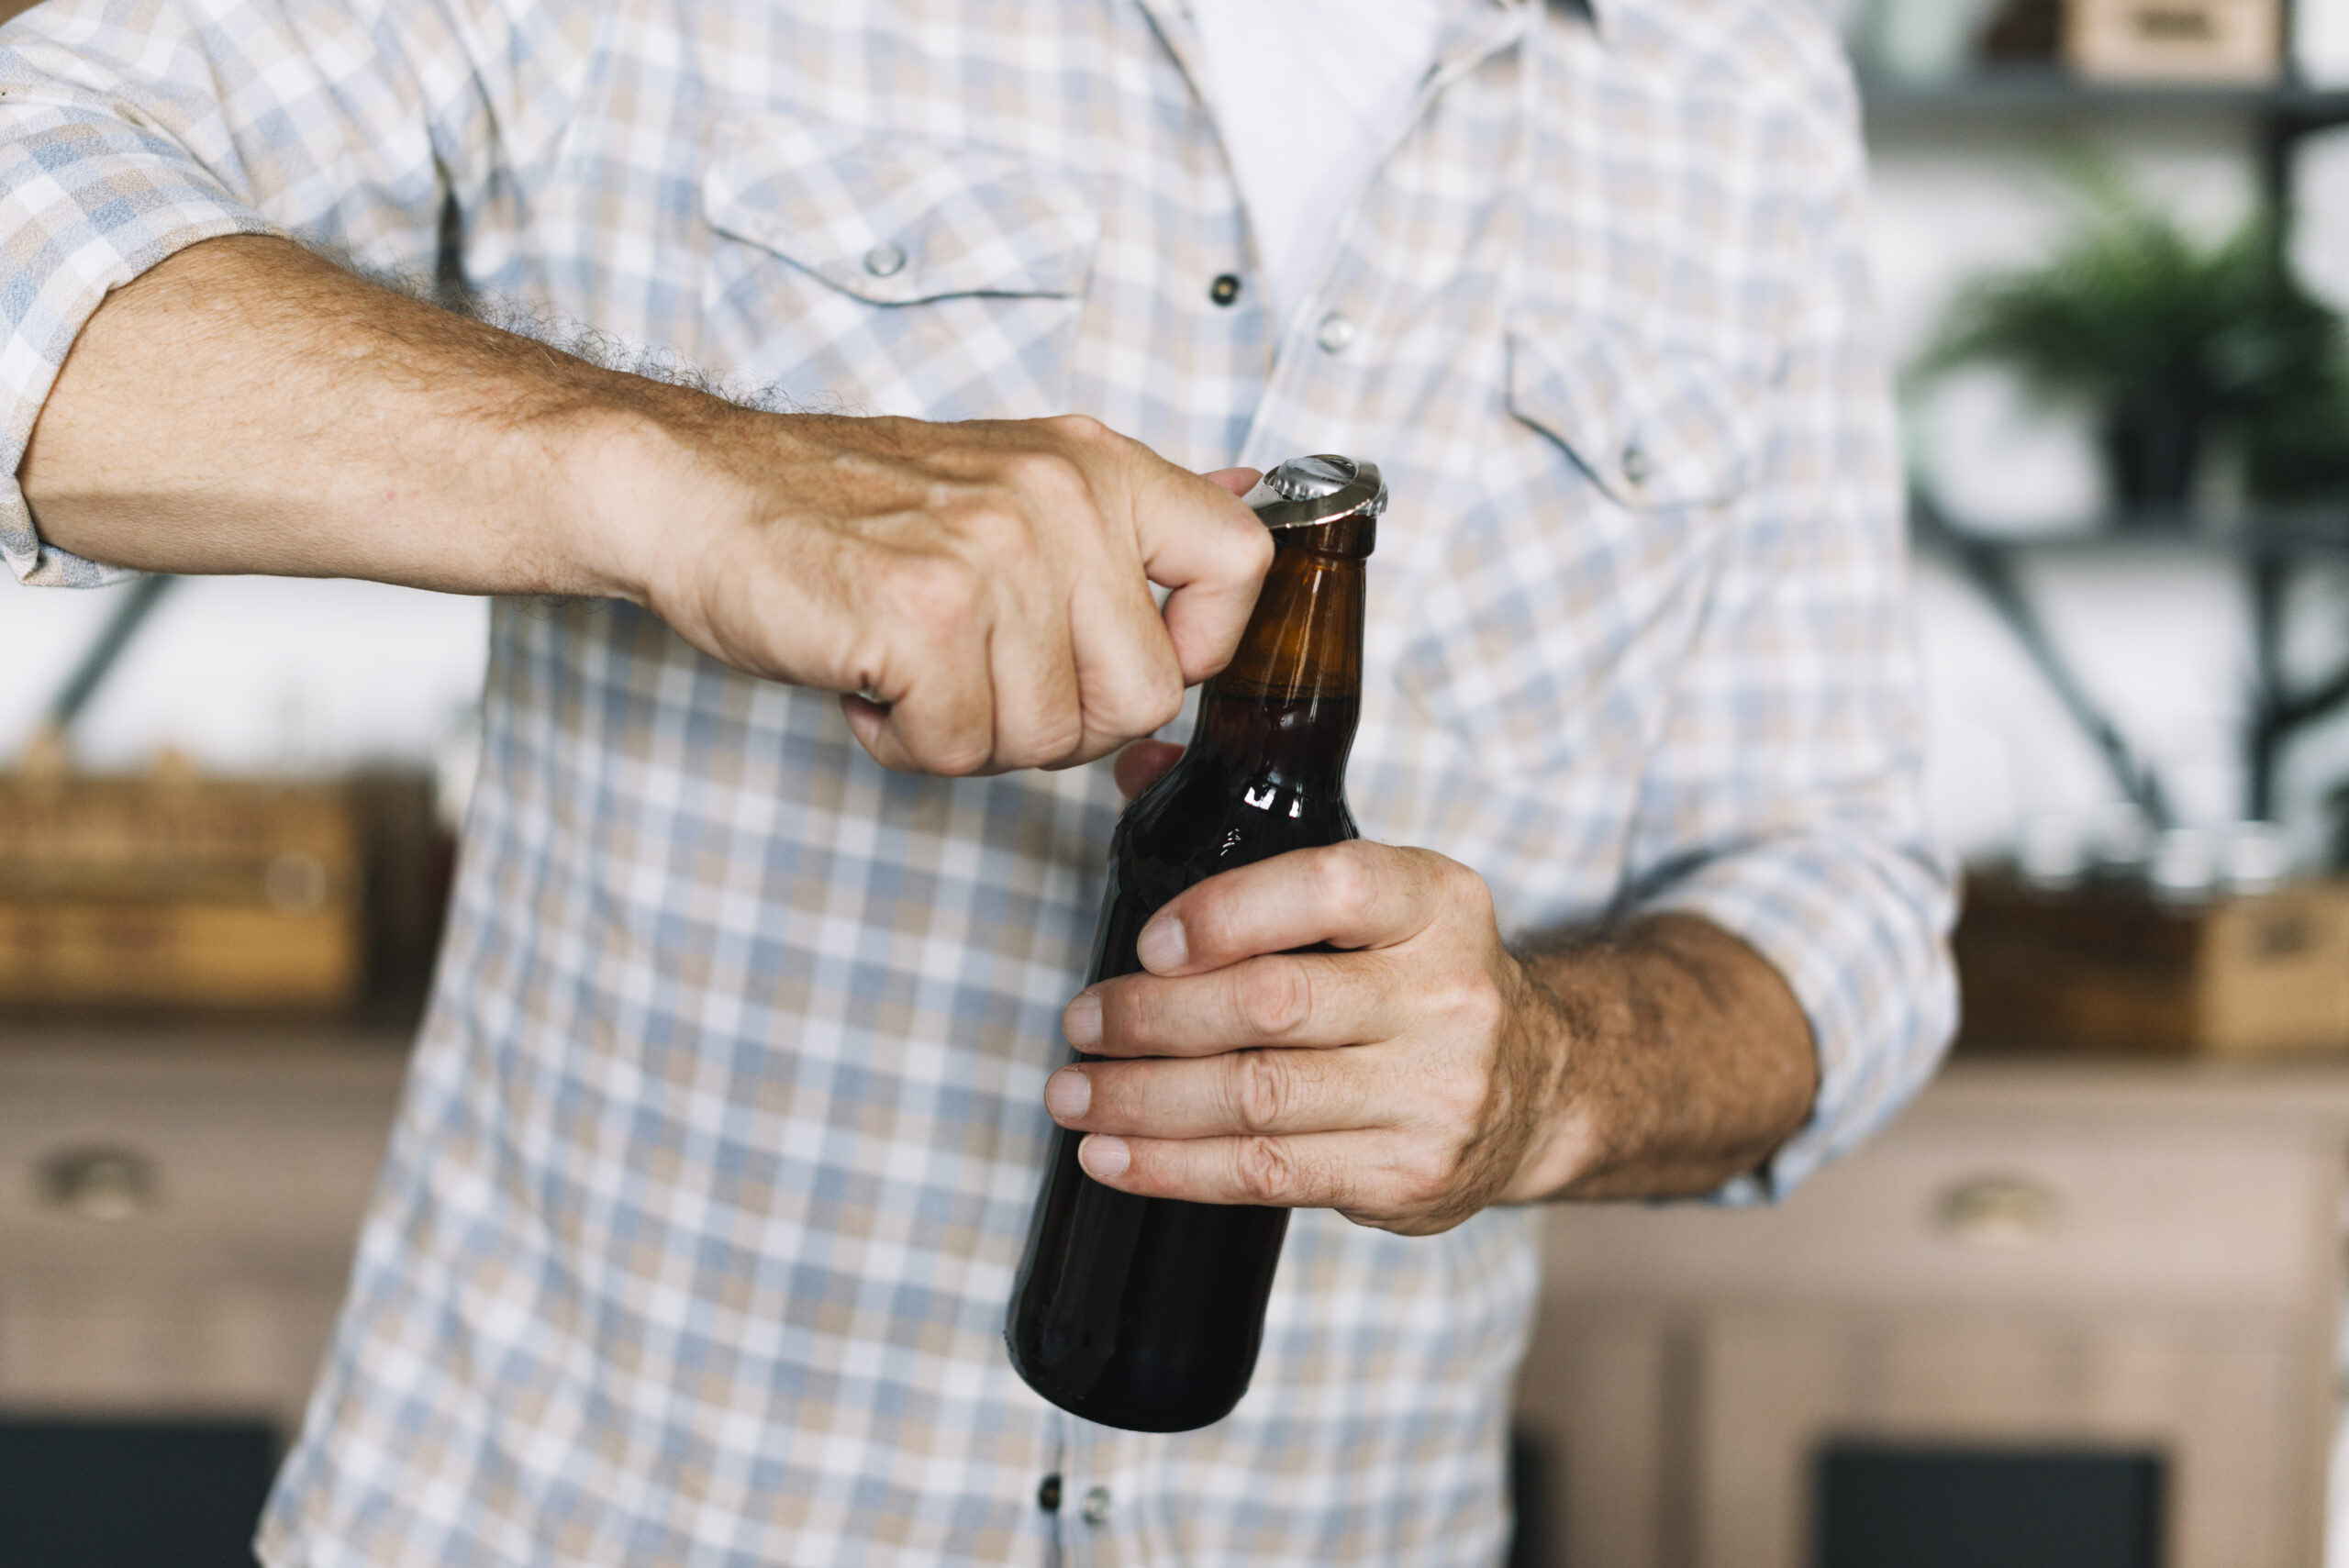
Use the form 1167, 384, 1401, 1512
1130, 462, 1272, 685
1135, 840, 1454, 977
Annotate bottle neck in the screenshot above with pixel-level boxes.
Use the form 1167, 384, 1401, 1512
1192, 531, 1364, 784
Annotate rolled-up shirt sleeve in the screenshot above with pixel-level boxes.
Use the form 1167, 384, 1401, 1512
0, 0, 562, 584
1621, 78, 1957, 1202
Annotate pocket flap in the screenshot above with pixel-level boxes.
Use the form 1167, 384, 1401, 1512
1506, 313, 1761, 507
703, 115, 1099, 305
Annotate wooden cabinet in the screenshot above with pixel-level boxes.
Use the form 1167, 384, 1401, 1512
1514, 1062, 2349, 1568
6, 1039, 2343, 1563
0, 1032, 405, 1437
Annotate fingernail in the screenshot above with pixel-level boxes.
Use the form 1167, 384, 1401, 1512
1063, 992, 1102, 1048
1136, 916, 1187, 973
1079, 1134, 1130, 1180
1044, 1067, 1091, 1123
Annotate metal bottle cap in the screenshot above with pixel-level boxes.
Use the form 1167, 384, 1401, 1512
1241, 454, 1387, 531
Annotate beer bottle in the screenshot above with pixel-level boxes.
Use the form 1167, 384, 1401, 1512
1007, 453, 1383, 1433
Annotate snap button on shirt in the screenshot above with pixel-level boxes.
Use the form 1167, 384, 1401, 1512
1315, 310, 1356, 353
1081, 1485, 1113, 1525
863, 241, 907, 277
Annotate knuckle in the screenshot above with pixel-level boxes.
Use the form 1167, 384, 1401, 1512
1099, 667, 1185, 737
921, 734, 993, 777
1141, 670, 1186, 730
1232, 509, 1275, 563
1443, 855, 1495, 912
887, 553, 984, 628
1448, 970, 1507, 1037
945, 497, 1038, 562
1432, 1060, 1490, 1125
1313, 843, 1378, 915
1019, 713, 1086, 768
1237, 958, 1312, 1039
1233, 1135, 1300, 1206
1230, 1051, 1294, 1134
1043, 412, 1113, 450
1399, 1145, 1460, 1207
1001, 447, 1089, 504
1408, 1047, 1468, 1109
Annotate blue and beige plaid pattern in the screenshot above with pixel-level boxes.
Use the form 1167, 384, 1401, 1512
0, 0, 1955, 1561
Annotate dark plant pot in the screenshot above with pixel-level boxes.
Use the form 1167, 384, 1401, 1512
2100, 397, 2203, 523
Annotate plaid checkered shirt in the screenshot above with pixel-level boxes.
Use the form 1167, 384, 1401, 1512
0, 0, 1956, 1561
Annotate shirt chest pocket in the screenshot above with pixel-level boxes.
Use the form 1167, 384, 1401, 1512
1393, 314, 1764, 783
699, 114, 1100, 419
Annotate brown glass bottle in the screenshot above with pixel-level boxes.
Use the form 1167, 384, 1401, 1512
1006, 455, 1381, 1433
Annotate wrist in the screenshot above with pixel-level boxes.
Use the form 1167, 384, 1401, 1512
1499, 956, 1606, 1201
534, 378, 756, 609
1508, 916, 1818, 1203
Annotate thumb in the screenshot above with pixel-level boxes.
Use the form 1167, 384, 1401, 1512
1113, 739, 1185, 799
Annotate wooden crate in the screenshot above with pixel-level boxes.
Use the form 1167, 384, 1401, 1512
2065, 0, 2280, 83
0, 769, 364, 1011
1954, 873, 2349, 1057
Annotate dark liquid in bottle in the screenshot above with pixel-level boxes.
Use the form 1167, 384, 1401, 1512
1007, 519, 1367, 1433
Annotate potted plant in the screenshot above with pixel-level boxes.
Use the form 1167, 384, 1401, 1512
1920, 172, 2348, 519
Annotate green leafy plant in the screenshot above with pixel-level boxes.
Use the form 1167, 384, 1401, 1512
1920, 167, 2349, 509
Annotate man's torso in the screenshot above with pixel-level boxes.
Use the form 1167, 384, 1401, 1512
244, 1, 1863, 1562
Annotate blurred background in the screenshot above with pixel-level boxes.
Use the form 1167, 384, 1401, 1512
6, 0, 2349, 1565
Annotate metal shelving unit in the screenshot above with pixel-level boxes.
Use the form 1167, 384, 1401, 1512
1864, 70, 2349, 123
1865, 68, 2349, 207
1911, 498, 2349, 823
1870, 67, 2349, 825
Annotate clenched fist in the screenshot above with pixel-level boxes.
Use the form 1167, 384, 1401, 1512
616, 412, 1270, 776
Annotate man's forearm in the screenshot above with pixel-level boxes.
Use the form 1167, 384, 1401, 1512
17, 234, 1273, 777
1509, 914, 1819, 1202
20, 234, 692, 597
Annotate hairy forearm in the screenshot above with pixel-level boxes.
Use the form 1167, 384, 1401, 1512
19, 233, 718, 597
17, 234, 1272, 777
1510, 914, 1818, 1202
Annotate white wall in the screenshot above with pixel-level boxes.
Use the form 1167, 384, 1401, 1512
0, 572, 487, 776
